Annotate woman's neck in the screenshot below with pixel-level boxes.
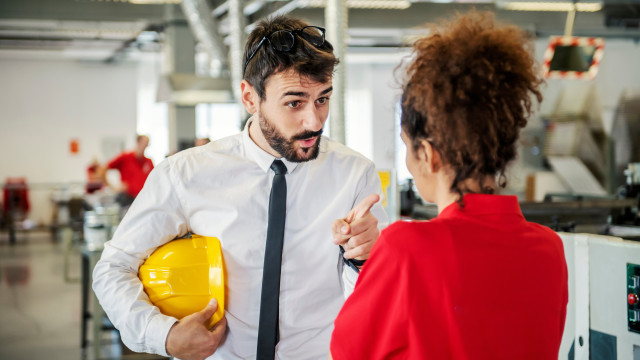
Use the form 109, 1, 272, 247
435, 174, 497, 214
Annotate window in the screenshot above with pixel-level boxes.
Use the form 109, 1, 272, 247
196, 103, 243, 141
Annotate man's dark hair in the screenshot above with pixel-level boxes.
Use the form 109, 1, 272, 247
243, 15, 339, 100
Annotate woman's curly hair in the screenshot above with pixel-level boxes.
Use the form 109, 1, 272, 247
401, 11, 543, 201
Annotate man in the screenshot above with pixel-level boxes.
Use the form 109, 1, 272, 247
93, 15, 387, 360
101, 135, 153, 207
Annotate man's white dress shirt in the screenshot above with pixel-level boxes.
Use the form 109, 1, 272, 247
92, 121, 388, 359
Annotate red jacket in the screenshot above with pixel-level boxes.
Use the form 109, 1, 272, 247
332, 194, 568, 360
107, 152, 153, 197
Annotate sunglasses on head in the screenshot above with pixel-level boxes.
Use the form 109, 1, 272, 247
243, 26, 326, 76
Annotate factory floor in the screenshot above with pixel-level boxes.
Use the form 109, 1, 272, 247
0, 229, 166, 360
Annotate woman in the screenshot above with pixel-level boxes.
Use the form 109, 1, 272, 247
331, 11, 568, 359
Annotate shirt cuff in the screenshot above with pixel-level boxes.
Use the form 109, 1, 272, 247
341, 263, 359, 298
145, 314, 178, 357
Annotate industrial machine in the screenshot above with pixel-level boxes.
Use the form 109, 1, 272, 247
559, 233, 640, 360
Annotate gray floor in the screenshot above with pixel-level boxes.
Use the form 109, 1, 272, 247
0, 230, 84, 360
0, 229, 164, 360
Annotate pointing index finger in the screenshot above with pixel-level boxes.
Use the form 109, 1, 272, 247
352, 194, 380, 220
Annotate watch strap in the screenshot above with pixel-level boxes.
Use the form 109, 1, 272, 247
339, 245, 366, 273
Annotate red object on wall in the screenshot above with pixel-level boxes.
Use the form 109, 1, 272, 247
70, 139, 80, 154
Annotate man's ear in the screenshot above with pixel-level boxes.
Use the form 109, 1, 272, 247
240, 80, 258, 114
420, 140, 442, 173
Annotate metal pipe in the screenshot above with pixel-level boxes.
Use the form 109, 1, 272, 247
564, 4, 576, 36
212, 1, 229, 17
229, 0, 247, 124
244, 0, 268, 16
245, 0, 307, 33
326, 0, 347, 144
180, 0, 228, 76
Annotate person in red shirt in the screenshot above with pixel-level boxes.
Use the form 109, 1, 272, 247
331, 11, 568, 360
102, 135, 154, 207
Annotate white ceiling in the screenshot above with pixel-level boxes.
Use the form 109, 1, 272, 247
1, 0, 639, 62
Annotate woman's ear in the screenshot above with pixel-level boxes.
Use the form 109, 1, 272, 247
421, 140, 441, 173
240, 80, 257, 114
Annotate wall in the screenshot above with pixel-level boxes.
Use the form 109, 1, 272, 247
0, 53, 138, 226
345, 60, 374, 161
136, 53, 170, 165
346, 52, 407, 173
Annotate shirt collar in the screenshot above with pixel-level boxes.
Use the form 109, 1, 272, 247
438, 193, 524, 219
242, 116, 300, 175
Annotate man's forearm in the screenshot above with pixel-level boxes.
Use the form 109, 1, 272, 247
92, 242, 177, 356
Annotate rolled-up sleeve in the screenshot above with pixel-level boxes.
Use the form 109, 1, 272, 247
92, 159, 189, 356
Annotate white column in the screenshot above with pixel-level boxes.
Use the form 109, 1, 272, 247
229, 0, 248, 125
164, 6, 197, 152
325, 0, 347, 144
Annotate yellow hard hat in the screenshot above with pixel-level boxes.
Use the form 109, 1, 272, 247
139, 234, 225, 328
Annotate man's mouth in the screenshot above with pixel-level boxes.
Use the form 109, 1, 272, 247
298, 136, 317, 148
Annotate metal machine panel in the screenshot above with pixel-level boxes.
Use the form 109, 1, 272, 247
628, 263, 640, 333
560, 233, 640, 359
559, 233, 591, 360
589, 235, 640, 359
559, 233, 578, 359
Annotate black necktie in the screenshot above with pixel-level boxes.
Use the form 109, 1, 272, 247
257, 159, 287, 359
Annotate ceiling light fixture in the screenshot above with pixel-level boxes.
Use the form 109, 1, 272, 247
499, 1, 602, 12
302, 0, 411, 10
128, 0, 182, 4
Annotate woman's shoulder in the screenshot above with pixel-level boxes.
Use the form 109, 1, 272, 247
526, 221, 566, 254
383, 218, 449, 235
378, 219, 450, 251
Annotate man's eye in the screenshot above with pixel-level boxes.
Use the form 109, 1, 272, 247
316, 97, 328, 105
287, 101, 301, 109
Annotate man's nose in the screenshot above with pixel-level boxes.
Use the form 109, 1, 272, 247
301, 106, 324, 131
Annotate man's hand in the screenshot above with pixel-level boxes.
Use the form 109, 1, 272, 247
166, 299, 227, 360
332, 194, 380, 261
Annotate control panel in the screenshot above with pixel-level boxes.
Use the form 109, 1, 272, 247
628, 263, 640, 333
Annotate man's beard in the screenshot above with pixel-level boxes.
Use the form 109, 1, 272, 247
258, 110, 323, 162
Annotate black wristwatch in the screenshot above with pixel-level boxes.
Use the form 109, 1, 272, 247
339, 245, 366, 273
